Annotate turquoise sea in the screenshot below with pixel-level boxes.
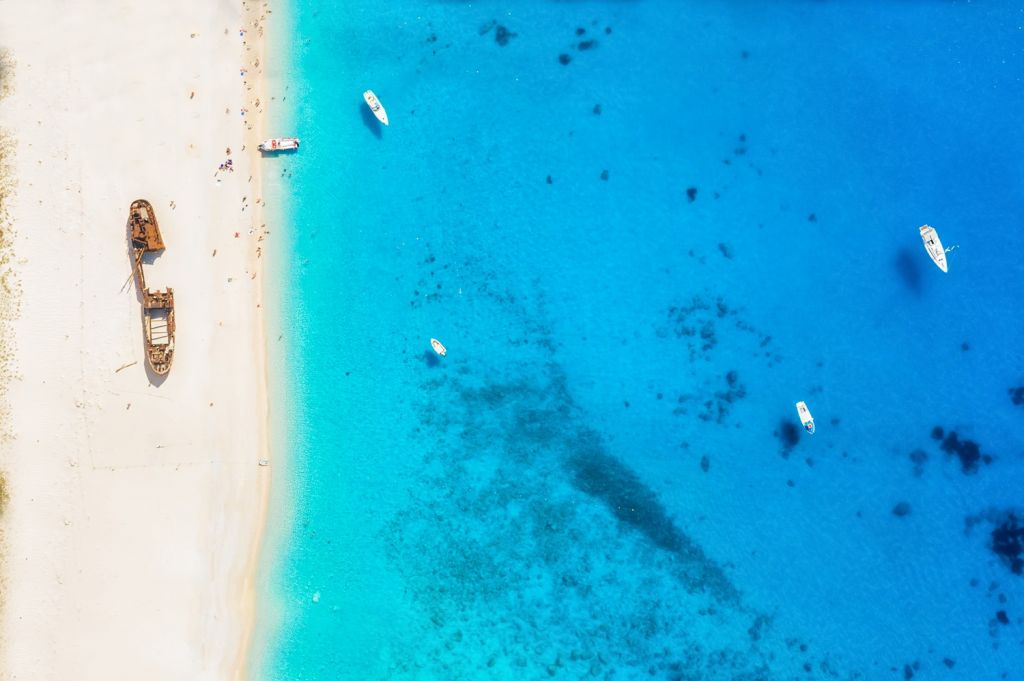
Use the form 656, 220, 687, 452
253, 2, 1024, 679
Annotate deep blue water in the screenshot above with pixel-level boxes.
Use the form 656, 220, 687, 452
254, 2, 1024, 679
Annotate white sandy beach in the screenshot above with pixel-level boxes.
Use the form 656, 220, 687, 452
0, 2, 274, 678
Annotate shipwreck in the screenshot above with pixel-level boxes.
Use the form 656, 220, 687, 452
128, 199, 175, 376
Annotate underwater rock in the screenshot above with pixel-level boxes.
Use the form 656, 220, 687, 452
718, 242, 733, 259
478, 19, 496, 35
991, 514, 1024, 575
996, 610, 1009, 624
558, 53, 572, 65
961, 341, 970, 351
605, 26, 612, 35
592, 103, 601, 115
495, 25, 517, 46
546, 175, 553, 184
700, 455, 710, 472
931, 426, 944, 440
599, 169, 609, 181
939, 430, 991, 474
575, 27, 586, 36
892, 502, 911, 517
741, 49, 749, 59
578, 39, 597, 51
942, 658, 956, 669
808, 213, 817, 222
686, 187, 698, 202
1009, 386, 1024, 406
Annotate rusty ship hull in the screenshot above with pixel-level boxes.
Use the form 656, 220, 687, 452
128, 199, 175, 376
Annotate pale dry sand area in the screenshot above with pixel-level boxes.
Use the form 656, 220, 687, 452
0, 2, 276, 679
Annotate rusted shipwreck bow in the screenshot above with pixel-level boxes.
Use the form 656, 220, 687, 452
128, 199, 175, 376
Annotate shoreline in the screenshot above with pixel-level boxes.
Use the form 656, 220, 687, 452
0, 2, 277, 677
235, 1, 275, 676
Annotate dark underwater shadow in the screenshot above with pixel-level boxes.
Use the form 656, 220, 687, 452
893, 247, 922, 296
359, 101, 383, 139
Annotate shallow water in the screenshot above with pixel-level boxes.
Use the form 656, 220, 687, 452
254, 1, 1024, 678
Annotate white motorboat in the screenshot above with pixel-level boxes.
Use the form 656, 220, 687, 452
919, 224, 948, 273
795, 401, 815, 435
363, 90, 389, 126
430, 338, 447, 357
258, 137, 300, 152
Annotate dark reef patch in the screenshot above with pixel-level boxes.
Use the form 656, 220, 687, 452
592, 103, 602, 115
1009, 386, 1024, 406
992, 514, 1024, 575
686, 187, 698, 202
660, 293, 780, 427
577, 39, 597, 51
718, 242, 733, 259
494, 25, 517, 46
600, 169, 609, 181
892, 502, 911, 518
566, 438, 738, 601
938, 430, 991, 474
908, 449, 928, 477
558, 53, 572, 65
698, 371, 746, 424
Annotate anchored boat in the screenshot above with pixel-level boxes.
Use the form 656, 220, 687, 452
919, 224, 948, 273
363, 90, 389, 126
430, 338, 447, 357
258, 137, 300, 152
795, 401, 815, 435
128, 199, 175, 376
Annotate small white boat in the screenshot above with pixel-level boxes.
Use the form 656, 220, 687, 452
430, 338, 446, 357
919, 224, 948, 273
795, 401, 815, 435
258, 137, 300, 152
363, 90, 389, 126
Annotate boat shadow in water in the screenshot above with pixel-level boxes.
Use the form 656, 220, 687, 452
423, 350, 441, 367
893, 247, 922, 296
259, 148, 299, 157
359, 102, 383, 138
